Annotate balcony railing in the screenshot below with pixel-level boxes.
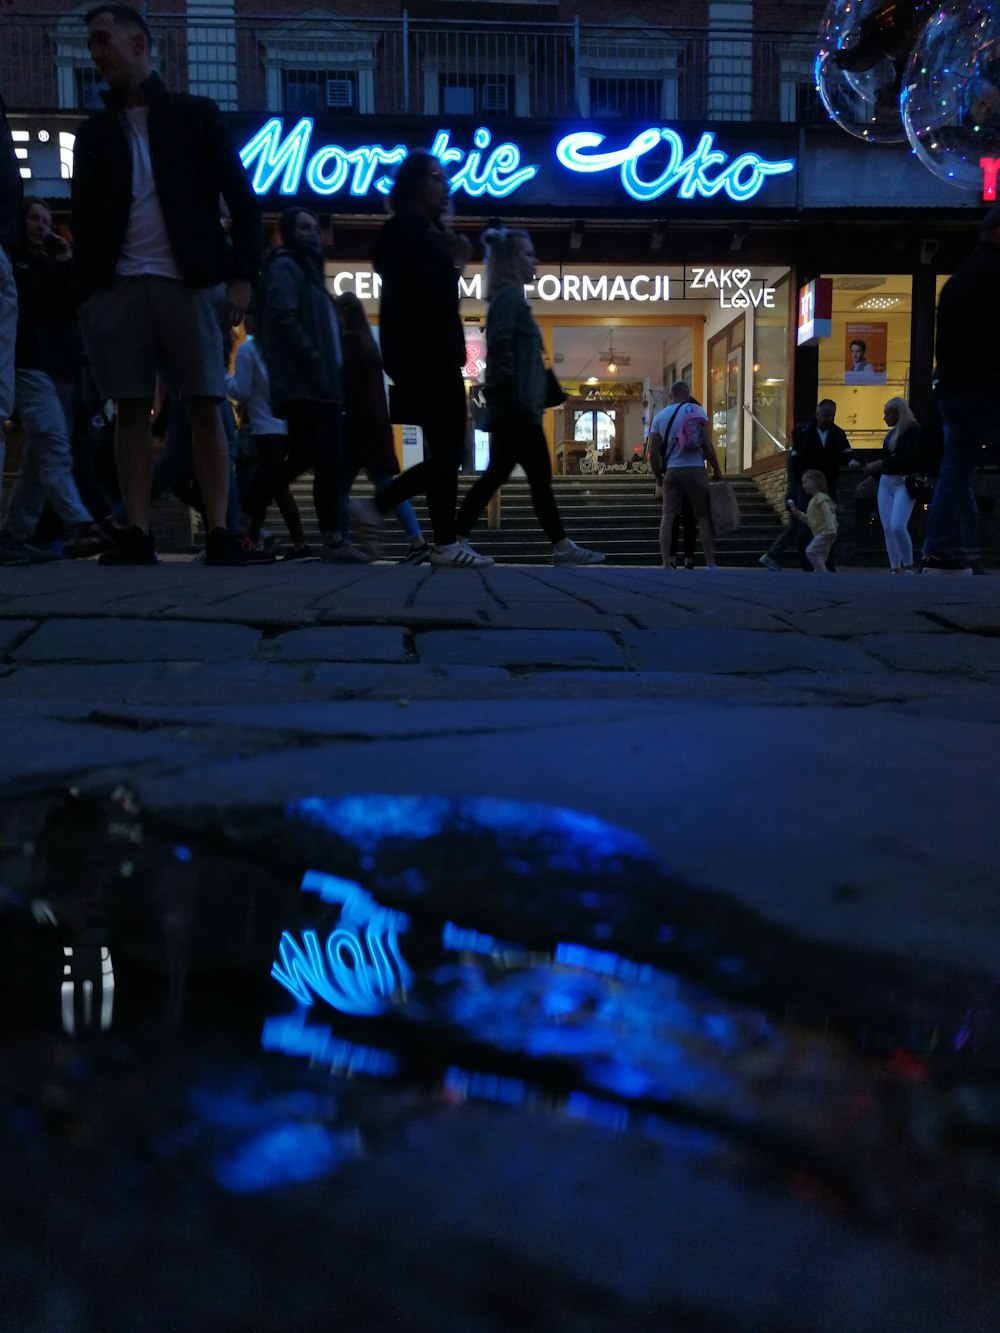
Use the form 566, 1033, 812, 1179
1, 12, 819, 124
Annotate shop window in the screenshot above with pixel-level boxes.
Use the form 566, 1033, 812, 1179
819, 276, 913, 448
708, 318, 744, 474
751, 273, 791, 463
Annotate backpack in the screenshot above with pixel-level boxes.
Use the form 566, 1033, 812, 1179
674, 407, 707, 457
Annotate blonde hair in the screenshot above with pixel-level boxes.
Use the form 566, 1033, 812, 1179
884, 396, 918, 448
801, 468, 828, 492
481, 227, 531, 300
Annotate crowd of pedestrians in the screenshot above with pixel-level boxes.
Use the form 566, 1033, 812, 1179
2, 5, 999, 575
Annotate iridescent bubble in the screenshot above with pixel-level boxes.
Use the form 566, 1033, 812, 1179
816, 0, 936, 142
902, 2, 1000, 193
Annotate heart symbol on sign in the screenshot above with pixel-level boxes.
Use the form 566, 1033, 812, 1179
732, 269, 752, 288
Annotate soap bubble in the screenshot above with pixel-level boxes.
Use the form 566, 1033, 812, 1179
815, 0, 935, 142
902, 2, 1000, 193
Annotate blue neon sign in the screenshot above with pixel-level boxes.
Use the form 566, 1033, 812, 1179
237, 120, 794, 204
554, 129, 795, 202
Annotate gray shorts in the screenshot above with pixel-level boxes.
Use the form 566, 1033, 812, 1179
79, 276, 227, 402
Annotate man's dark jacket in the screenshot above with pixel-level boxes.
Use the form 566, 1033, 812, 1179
71, 72, 260, 299
0, 92, 23, 253
935, 241, 1000, 396
258, 246, 343, 416
789, 420, 853, 493
14, 249, 81, 381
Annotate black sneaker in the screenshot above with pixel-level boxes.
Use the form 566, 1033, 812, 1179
204, 528, 249, 566
921, 553, 973, 576
97, 526, 159, 566
400, 542, 433, 565
279, 545, 321, 562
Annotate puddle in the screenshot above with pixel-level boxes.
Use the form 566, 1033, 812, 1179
2, 790, 1000, 1325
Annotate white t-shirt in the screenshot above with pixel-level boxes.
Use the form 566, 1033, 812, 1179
651, 400, 710, 469
115, 107, 182, 280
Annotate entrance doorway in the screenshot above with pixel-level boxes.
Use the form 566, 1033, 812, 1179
708, 318, 745, 473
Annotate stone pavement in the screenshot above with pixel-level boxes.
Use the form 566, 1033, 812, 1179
2, 561, 997, 970
3, 560, 1000, 1331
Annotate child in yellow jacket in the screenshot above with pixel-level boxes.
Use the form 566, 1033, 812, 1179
788, 469, 838, 572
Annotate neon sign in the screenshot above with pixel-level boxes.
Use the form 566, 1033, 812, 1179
239, 119, 536, 198
688, 267, 776, 309
981, 156, 1000, 202
237, 120, 793, 204
555, 129, 794, 202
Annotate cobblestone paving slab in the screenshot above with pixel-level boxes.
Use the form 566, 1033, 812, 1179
415, 628, 624, 668
11, 618, 261, 663
0, 716, 210, 791
0, 620, 36, 655
0, 662, 315, 703
623, 627, 884, 674
858, 631, 1000, 673
260, 625, 409, 663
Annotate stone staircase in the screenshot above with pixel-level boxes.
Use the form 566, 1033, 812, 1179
286, 473, 784, 566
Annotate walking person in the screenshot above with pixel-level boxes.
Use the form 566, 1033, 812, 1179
649, 380, 722, 569
354, 150, 485, 567
334, 291, 431, 564
759, 400, 853, 571
226, 310, 315, 561
71, 4, 260, 566
788, 469, 838, 572
2, 197, 108, 563
454, 228, 603, 566
920, 205, 1000, 575
244, 208, 359, 561
862, 396, 921, 573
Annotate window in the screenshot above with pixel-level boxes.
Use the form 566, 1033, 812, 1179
589, 77, 661, 120
439, 73, 512, 117
283, 68, 356, 114
75, 66, 105, 110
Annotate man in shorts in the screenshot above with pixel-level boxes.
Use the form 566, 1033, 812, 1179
649, 380, 722, 569
72, 5, 260, 565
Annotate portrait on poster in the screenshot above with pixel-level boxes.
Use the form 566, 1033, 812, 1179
844, 323, 887, 385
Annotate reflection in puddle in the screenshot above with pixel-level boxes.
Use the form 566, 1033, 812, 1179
2, 787, 999, 1276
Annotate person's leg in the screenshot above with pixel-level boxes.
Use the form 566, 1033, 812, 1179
220, 397, 242, 534
243, 409, 313, 540
923, 393, 984, 562
877, 475, 902, 569
114, 397, 157, 532
681, 493, 696, 564
680, 469, 715, 566
369, 471, 423, 541
888, 476, 916, 569
668, 514, 681, 565
312, 409, 345, 542
420, 373, 467, 547
251, 435, 307, 547
182, 398, 231, 534
456, 423, 517, 537
661, 472, 683, 567
0, 242, 16, 427
518, 421, 567, 544
7, 370, 95, 536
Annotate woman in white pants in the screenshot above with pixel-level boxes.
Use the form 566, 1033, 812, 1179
863, 397, 922, 573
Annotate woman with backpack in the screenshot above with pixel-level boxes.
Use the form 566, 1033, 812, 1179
649, 380, 722, 569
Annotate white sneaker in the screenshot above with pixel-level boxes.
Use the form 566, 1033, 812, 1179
553, 541, 606, 566
459, 537, 494, 566
321, 541, 371, 564
429, 543, 491, 568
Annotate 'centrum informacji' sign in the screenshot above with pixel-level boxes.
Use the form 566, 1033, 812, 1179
238, 121, 795, 205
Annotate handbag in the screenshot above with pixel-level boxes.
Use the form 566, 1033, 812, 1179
708, 478, 741, 535
543, 368, 566, 409
905, 474, 936, 502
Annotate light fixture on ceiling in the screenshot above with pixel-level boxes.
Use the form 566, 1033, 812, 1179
854, 293, 906, 311
606, 330, 619, 375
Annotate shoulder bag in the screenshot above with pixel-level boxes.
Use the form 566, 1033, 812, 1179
544, 368, 567, 409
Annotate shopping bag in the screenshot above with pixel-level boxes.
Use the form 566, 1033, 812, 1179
708, 479, 741, 535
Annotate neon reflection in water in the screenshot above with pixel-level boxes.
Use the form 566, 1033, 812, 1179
270, 870, 412, 1015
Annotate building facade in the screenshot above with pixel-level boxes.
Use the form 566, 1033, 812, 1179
2, 1, 988, 476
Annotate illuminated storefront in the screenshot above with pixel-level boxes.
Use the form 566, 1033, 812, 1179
9, 108, 986, 474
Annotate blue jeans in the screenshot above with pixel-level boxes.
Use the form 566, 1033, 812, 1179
923, 391, 1000, 561
8, 369, 94, 535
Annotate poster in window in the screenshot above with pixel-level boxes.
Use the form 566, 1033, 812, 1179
844, 323, 887, 385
